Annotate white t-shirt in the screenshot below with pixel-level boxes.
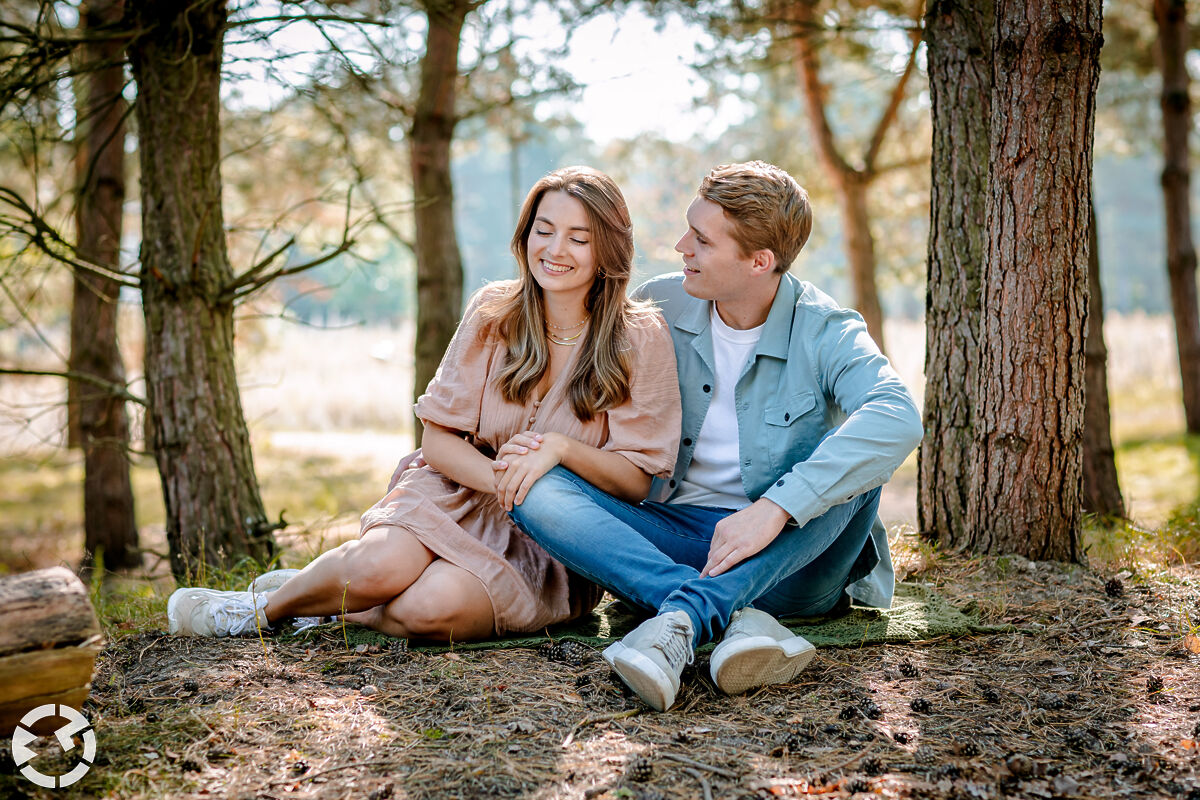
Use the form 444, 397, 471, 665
668, 305, 763, 509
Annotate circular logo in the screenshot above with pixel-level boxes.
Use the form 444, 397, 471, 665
10, 704, 96, 789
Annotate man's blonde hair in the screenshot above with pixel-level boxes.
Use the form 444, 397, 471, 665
698, 161, 813, 273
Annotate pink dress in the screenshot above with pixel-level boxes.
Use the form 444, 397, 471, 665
359, 282, 682, 635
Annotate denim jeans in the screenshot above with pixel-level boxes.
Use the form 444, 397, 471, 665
509, 466, 881, 646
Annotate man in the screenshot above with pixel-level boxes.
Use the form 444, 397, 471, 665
508, 161, 922, 711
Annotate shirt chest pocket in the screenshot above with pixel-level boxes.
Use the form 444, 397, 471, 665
763, 391, 822, 472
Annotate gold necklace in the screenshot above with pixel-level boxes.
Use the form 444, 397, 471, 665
546, 316, 588, 332
547, 329, 584, 346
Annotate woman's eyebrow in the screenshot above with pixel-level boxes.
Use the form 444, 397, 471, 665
534, 215, 590, 232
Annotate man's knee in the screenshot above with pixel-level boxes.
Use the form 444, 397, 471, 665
512, 465, 579, 523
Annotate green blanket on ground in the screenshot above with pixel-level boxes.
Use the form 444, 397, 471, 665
296, 582, 1005, 653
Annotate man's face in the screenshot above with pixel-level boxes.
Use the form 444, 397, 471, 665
674, 197, 757, 303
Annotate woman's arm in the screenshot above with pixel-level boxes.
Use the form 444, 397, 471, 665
493, 431, 651, 511
420, 422, 500, 496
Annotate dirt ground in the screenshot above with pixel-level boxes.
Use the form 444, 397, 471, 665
3, 542, 1199, 800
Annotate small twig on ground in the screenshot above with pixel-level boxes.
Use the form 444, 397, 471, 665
661, 752, 740, 779
682, 766, 713, 800
266, 759, 402, 787
561, 708, 641, 747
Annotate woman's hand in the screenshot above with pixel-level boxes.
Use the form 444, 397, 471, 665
493, 431, 565, 510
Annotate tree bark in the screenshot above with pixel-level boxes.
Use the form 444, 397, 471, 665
69, 0, 140, 571
410, 0, 472, 446
918, 0, 992, 547
1155, 0, 1200, 433
787, 0, 922, 354
128, 0, 275, 579
1082, 196, 1126, 518
967, 0, 1101, 561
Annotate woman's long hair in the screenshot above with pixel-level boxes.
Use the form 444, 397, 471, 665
480, 166, 646, 421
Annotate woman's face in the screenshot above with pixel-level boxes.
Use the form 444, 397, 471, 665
526, 190, 597, 304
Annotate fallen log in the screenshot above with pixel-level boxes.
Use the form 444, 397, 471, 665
0, 567, 103, 737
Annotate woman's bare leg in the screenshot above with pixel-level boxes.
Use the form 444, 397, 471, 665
261, 525, 434, 624
345, 560, 495, 641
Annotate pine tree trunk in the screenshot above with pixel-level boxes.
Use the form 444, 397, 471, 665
967, 0, 1101, 561
69, 0, 140, 570
839, 174, 886, 352
788, 0, 887, 352
1082, 197, 1125, 518
410, 0, 471, 446
128, 0, 274, 579
1155, 0, 1200, 433
918, 0, 992, 547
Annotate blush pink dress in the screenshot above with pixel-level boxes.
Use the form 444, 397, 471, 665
359, 282, 682, 635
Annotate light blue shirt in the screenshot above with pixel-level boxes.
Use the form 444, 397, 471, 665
634, 272, 924, 609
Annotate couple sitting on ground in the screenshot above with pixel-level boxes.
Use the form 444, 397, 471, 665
168, 161, 923, 712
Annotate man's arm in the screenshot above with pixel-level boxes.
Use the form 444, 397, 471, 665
761, 308, 923, 530
705, 309, 922, 577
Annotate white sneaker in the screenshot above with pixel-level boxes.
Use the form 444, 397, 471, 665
603, 610, 694, 712
248, 568, 301, 595
167, 588, 271, 637
247, 570, 327, 632
709, 607, 815, 695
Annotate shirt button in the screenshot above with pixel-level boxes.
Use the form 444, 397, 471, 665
682, 438, 692, 447
669, 479, 677, 488
784, 413, 790, 421
776, 479, 785, 487
702, 384, 711, 393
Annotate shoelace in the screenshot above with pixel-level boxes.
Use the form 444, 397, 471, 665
653, 618, 695, 670
210, 594, 267, 636
291, 616, 327, 633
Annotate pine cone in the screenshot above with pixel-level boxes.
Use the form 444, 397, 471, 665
626, 755, 653, 782
861, 700, 883, 720
845, 776, 871, 794
839, 704, 861, 720
980, 685, 1001, 704
558, 640, 589, 667
910, 697, 933, 714
1147, 675, 1165, 695
893, 730, 912, 745
860, 756, 885, 776
898, 661, 920, 678
1104, 577, 1124, 598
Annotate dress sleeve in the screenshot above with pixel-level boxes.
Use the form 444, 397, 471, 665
414, 283, 505, 435
601, 311, 682, 479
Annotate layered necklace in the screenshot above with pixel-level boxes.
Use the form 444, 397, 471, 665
546, 315, 588, 346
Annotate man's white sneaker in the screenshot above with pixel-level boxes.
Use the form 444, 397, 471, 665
167, 588, 272, 637
603, 610, 694, 712
709, 607, 815, 695
247, 568, 301, 595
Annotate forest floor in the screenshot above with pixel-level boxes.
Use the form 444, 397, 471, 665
2, 535, 1199, 800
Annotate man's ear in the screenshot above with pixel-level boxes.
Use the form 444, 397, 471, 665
750, 249, 776, 276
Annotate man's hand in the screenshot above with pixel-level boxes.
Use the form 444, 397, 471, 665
702, 498, 792, 577
493, 431, 562, 511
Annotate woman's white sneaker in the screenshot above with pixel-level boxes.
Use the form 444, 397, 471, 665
167, 588, 271, 637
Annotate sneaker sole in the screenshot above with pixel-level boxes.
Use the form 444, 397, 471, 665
609, 648, 678, 712
167, 588, 183, 635
710, 634, 816, 695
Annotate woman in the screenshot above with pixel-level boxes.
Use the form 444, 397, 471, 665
168, 166, 682, 641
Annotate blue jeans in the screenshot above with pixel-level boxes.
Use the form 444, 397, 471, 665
509, 466, 881, 646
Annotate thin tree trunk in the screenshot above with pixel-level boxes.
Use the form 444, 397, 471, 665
71, 0, 139, 570
128, 0, 275, 579
410, 0, 471, 446
1082, 196, 1125, 518
918, 0, 992, 547
786, 0, 922, 353
1155, 0, 1200, 433
967, 0, 1101, 561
